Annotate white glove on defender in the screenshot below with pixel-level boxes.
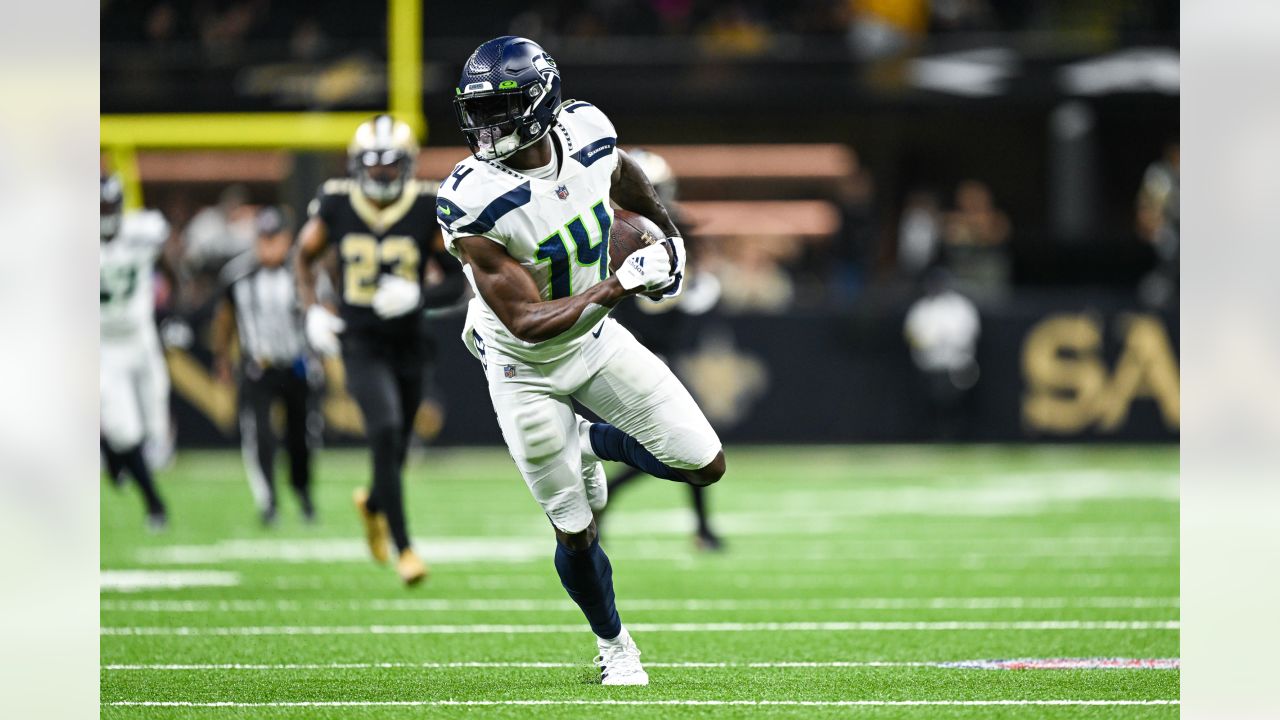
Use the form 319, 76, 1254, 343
615, 242, 676, 293
306, 305, 346, 356
372, 275, 422, 319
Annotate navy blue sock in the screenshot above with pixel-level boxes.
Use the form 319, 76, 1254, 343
588, 423, 679, 481
554, 537, 622, 640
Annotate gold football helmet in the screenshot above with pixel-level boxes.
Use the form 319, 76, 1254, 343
348, 114, 419, 204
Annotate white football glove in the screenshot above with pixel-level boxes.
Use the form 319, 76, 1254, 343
657, 236, 686, 299
371, 275, 422, 319
614, 242, 675, 293
305, 305, 345, 357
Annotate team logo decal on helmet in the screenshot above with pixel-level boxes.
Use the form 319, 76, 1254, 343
453, 36, 563, 161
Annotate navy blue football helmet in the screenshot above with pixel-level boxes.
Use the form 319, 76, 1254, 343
453, 36, 562, 161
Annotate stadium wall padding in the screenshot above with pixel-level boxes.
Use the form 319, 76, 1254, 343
164, 293, 1177, 447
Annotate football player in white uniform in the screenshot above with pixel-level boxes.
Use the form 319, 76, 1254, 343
437, 37, 726, 686
99, 174, 170, 531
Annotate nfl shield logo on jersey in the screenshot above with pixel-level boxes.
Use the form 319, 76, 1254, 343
503, 364, 517, 378
555, 184, 570, 200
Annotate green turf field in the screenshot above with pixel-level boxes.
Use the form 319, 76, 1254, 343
100, 445, 1179, 718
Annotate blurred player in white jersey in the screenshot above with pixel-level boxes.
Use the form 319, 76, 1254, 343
99, 174, 170, 531
437, 37, 727, 686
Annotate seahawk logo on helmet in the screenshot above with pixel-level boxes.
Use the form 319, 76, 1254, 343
101, 174, 124, 240
348, 114, 419, 203
453, 36, 563, 161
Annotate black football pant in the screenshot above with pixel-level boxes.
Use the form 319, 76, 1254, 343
342, 332, 426, 554
239, 363, 316, 516
101, 436, 166, 516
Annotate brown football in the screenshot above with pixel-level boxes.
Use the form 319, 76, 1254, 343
609, 209, 673, 298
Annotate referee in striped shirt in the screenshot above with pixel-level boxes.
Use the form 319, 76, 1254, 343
213, 206, 319, 525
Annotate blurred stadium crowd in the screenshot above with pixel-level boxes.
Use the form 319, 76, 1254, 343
104, 1, 1177, 57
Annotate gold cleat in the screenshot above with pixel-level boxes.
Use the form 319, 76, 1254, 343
353, 488, 390, 564
397, 548, 429, 586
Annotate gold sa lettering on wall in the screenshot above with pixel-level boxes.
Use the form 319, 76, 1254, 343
1021, 313, 1179, 434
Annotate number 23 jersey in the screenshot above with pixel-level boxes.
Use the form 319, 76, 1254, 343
309, 178, 445, 334
435, 100, 619, 362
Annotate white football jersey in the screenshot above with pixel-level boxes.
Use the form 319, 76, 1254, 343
437, 101, 619, 361
100, 209, 168, 339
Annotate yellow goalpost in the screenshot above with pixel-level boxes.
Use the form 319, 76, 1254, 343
100, 0, 424, 209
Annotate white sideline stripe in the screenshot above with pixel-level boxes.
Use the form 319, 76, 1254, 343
103, 659, 1182, 671
106, 700, 1179, 708
100, 620, 1179, 636
100, 596, 1181, 613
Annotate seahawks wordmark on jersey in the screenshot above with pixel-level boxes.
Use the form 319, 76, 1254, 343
101, 210, 168, 339
309, 178, 442, 334
436, 101, 618, 362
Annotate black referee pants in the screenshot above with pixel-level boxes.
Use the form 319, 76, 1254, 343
239, 361, 315, 516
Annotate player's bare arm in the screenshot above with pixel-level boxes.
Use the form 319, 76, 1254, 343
610, 148, 679, 237
294, 215, 328, 308
455, 234, 634, 343
421, 230, 467, 309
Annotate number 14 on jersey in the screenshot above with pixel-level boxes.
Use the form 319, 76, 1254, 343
535, 199, 612, 300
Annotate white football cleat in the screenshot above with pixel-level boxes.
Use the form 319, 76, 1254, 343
595, 626, 649, 686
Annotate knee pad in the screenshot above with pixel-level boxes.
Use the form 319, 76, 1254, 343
543, 485, 593, 535
513, 405, 565, 463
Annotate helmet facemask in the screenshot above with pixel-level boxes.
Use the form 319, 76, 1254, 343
454, 46, 561, 161
347, 115, 419, 204
352, 148, 413, 204
455, 83, 555, 161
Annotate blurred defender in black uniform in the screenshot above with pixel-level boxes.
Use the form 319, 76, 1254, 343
605, 149, 724, 550
296, 115, 466, 585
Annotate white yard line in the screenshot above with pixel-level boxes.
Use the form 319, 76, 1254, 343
100, 620, 1179, 636
135, 538, 546, 566
100, 596, 1181, 613
262, 572, 1175, 591
105, 699, 1180, 708
103, 658, 1181, 671
99, 570, 240, 592
128, 537, 1176, 566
